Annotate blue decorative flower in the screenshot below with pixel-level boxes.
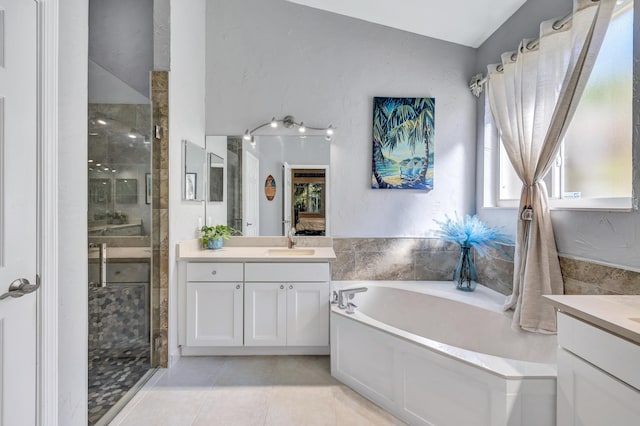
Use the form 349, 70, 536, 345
434, 214, 512, 257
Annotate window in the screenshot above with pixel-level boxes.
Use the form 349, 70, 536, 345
496, 2, 633, 209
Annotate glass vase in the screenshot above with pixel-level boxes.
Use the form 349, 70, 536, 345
453, 245, 478, 292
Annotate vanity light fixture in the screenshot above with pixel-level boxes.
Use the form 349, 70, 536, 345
242, 115, 335, 142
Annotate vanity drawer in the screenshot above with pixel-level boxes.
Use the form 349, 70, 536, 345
187, 262, 243, 282
245, 263, 329, 282
558, 312, 640, 390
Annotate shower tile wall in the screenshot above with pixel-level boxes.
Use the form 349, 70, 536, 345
151, 71, 169, 367
332, 238, 640, 296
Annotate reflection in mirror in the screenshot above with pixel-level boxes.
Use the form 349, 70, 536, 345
205, 135, 330, 236
182, 140, 206, 201
290, 168, 327, 236
88, 105, 151, 237
209, 153, 224, 202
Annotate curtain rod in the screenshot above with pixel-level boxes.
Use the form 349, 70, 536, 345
468, 10, 575, 97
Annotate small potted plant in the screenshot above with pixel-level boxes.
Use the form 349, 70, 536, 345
201, 224, 240, 250
435, 214, 511, 292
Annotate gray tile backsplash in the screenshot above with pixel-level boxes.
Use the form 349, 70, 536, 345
332, 238, 640, 296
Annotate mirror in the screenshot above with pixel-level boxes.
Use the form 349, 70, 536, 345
205, 135, 330, 236
182, 139, 206, 201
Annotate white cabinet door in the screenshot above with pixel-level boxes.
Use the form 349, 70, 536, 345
244, 282, 287, 346
186, 282, 243, 346
286, 282, 329, 346
558, 348, 640, 426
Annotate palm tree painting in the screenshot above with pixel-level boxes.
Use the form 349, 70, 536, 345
372, 97, 435, 190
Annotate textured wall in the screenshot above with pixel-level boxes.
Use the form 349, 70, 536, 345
168, 0, 207, 366
205, 0, 478, 238
59, 0, 89, 423
89, 0, 153, 97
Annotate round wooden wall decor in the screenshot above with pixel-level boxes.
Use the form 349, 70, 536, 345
264, 175, 276, 201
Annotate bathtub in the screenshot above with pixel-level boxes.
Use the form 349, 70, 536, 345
330, 281, 557, 426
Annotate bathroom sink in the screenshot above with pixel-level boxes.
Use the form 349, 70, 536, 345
267, 248, 316, 256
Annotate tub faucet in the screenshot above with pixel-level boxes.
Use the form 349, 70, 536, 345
338, 287, 367, 310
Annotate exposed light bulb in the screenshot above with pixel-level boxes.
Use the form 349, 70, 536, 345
103, 167, 109, 171
243, 130, 251, 141
97, 119, 107, 126
326, 125, 334, 136
298, 122, 306, 133
128, 133, 137, 139
270, 117, 278, 128
96, 163, 102, 167
111, 169, 117, 173
88, 159, 94, 163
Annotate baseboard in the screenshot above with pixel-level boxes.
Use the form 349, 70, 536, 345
180, 346, 330, 356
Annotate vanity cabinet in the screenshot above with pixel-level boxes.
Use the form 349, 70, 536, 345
244, 263, 330, 347
556, 312, 640, 425
185, 262, 244, 347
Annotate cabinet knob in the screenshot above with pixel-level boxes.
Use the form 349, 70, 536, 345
289, 285, 293, 290
211, 270, 217, 275
280, 285, 284, 290
236, 284, 240, 290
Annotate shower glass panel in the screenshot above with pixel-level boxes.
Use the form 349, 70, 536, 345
87, 103, 154, 425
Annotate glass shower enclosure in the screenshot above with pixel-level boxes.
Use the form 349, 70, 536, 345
87, 102, 155, 424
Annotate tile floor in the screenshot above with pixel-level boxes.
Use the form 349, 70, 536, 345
88, 349, 150, 425
110, 355, 405, 426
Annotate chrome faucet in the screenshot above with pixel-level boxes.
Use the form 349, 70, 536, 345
288, 227, 297, 249
338, 287, 368, 313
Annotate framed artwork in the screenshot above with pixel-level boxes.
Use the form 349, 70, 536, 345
115, 178, 138, 204
89, 178, 111, 205
145, 173, 152, 204
371, 97, 435, 190
185, 173, 197, 201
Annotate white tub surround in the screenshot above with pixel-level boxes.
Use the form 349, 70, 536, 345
545, 296, 640, 425
177, 237, 335, 356
331, 281, 557, 426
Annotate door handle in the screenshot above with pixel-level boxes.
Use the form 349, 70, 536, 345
1, 276, 41, 300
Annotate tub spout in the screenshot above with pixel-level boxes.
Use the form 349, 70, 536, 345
338, 287, 367, 309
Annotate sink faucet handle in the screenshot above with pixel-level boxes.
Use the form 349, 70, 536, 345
346, 302, 357, 314
331, 291, 339, 305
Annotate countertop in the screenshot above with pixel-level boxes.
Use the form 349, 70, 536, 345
88, 246, 151, 260
545, 295, 640, 345
177, 238, 336, 261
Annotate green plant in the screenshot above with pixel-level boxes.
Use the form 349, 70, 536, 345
200, 224, 240, 246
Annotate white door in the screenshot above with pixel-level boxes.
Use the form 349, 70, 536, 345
244, 282, 286, 346
0, 1, 38, 425
186, 282, 243, 346
243, 150, 259, 236
286, 282, 329, 346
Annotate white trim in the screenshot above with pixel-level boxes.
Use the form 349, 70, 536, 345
36, 0, 59, 425
180, 346, 330, 356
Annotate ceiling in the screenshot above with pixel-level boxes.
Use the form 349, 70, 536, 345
285, 0, 527, 48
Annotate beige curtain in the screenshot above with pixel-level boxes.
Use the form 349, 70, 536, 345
487, 0, 616, 333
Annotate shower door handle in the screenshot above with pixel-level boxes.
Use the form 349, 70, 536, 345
99, 243, 107, 287
89, 243, 108, 288
0, 276, 41, 300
